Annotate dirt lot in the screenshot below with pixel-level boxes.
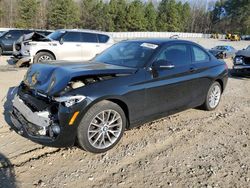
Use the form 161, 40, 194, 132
0, 38, 249, 188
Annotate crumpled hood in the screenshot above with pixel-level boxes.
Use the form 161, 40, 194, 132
236, 50, 250, 57
23, 61, 137, 95
16, 32, 51, 43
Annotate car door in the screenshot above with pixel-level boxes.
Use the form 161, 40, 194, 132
59, 32, 83, 60
189, 45, 214, 105
2, 30, 22, 52
144, 43, 194, 118
80, 32, 101, 60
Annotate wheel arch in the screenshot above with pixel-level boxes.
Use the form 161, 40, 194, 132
215, 79, 224, 93
106, 98, 130, 128
85, 97, 131, 129
35, 50, 56, 60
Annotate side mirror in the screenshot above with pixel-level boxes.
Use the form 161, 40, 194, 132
152, 59, 175, 70
59, 38, 64, 45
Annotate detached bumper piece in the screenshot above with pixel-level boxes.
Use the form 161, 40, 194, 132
10, 94, 77, 147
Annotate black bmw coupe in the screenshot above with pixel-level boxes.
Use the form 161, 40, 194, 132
10, 39, 228, 153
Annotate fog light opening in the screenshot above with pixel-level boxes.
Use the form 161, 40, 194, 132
51, 124, 61, 135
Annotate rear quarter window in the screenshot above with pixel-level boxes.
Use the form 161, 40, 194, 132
98, 34, 110, 43
192, 46, 210, 63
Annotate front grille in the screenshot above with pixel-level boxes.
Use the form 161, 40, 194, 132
12, 107, 44, 136
18, 88, 51, 112
244, 57, 250, 65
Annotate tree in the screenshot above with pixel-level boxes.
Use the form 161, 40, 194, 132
47, 0, 80, 29
145, 1, 157, 31
15, 0, 39, 28
157, 0, 181, 32
180, 2, 191, 32
126, 0, 147, 31
107, 0, 128, 31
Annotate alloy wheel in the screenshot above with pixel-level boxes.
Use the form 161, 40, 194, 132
208, 85, 221, 108
87, 110, 123, 149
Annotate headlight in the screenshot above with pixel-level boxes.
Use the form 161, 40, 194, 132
235, 57, 243, 64
54, 95, 86, 107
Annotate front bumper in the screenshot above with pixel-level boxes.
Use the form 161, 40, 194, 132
232, 65, 250, 75
10, 95, 89, 147
12, 53, 31, 67
233, 65, 250, 70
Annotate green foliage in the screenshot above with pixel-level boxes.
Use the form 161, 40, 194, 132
47, 0, 80, 29
157, 0, 182, 32
144, 2, 157, 31
16, 0, 39, 28
126, 0, 147, 31
212, 0, 250, 34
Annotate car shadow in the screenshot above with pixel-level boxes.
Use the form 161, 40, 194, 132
3, 87, 17, 130
0, 153, 17, 188
228, 69, 250, 80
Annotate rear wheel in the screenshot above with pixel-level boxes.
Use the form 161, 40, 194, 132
34, 52, 55, 63
77, 100, 126, 153
202, 82, 222, 111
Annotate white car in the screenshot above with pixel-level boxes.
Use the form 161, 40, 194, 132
15, 29, 114, 64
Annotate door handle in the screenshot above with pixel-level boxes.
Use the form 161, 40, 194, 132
76, 44, 81, 47
190, 67, 198, 72
96, 45, 100, 47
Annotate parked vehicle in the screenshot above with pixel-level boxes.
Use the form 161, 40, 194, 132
0, 29, 51, 55
225, 33, 232, 40
10, 39, 228, 153
241, 35, 250, 41
208, 45, 237, 59
230, 34, 241, 41
232, 45, 250, 76
0, 28, 12, 35
13, 29, 114, 66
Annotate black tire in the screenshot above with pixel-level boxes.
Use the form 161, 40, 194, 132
33, 52, 55, 64
202, 81, 222, 111
77, 100, 126, 153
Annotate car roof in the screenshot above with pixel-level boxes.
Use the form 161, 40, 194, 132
120, 38, 198, 46
56, 29, 110, 35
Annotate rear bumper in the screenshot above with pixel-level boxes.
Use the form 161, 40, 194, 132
10, 95, 89, 147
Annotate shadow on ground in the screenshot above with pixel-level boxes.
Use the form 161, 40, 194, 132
0, 153, 17, 188
228, 69, 250, 80
3, 87, 17, 129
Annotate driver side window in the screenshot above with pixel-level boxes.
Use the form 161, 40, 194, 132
156, 44, 191, 67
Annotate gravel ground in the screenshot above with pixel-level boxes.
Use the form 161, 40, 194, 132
0, 38, 249, 188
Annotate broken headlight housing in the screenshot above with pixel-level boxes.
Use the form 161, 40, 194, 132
54, 95, 86, 107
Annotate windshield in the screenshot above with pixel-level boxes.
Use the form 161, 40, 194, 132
0, 30, 8, 37
47, 30, 66, 41
94, 41, 158, 68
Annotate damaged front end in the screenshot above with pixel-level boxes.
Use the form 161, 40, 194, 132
13, 32, 51, 67
10, 83, 88, 147
10, 62, 136, 147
